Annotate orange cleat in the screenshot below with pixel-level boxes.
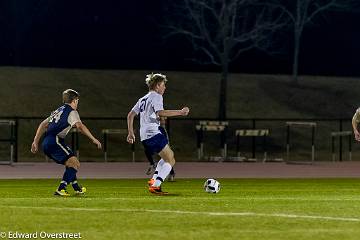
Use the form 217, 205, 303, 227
149, 186, 168, 195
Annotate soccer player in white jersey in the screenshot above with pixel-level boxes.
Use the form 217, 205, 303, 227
127, 73, 189, 194
352, 108, 360, 141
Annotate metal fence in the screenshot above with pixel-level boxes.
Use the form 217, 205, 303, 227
0, 116, 357, 162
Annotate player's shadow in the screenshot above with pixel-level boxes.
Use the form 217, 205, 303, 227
162, 193, 180, 196
148, 192, 181, 197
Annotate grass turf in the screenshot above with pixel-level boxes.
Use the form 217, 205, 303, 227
0, 179, 360, 240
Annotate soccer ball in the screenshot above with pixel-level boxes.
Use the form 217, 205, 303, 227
204, 178, 220, 193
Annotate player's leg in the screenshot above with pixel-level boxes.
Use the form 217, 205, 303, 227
143, 133, 172, 194
168, 167, 176, 181
152, 145, 175, 188
55, 156, 81, 195
144, 147, 156, 175
158, 126, 175, 181
65, 157, 86, 194
45, 137, 85, 196
42, 137, 71, 196
148, 159, 163, 186
142, 134, 163, 186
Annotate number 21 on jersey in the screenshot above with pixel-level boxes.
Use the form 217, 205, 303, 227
140, 98, 147, 112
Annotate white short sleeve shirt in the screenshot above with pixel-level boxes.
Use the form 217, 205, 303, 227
132, 91, 163, 141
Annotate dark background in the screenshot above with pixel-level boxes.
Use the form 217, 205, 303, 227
0, 0, 359, 76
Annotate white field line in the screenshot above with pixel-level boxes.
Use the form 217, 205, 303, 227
1, 205, 359, 222
2, 197, 360, 201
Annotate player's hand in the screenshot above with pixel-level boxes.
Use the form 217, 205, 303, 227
181, 107, 190, 116
31, 141, 38, 154
355, 131, 360, 141
92, 138, 102, 149
127, 133, 135, 144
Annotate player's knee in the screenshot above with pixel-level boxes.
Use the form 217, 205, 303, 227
66, 157, 80, 170
169, 150, 174, 160
169, 156, 176, 166
167, 150, 175, 166
168, 151, 175, 164
74, 160, 80, 170
160, 146, 175, 165
164, 157, 175, 166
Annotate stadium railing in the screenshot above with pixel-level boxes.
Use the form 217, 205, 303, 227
0, 116, 355, 162
0, 119, 17, 165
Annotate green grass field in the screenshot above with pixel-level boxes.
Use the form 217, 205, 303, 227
1, 179, 360, 240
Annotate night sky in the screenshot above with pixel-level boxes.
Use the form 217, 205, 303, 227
0, 0, 359, 76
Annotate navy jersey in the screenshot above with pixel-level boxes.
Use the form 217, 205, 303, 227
46, 104, 81, 138
42, 104, 80, 164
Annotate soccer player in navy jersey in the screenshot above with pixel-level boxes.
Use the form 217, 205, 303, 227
31, 89, 102, 196
127, 73, 189, 194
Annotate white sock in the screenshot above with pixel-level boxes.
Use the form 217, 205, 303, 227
152, 159, 164, 180
153, 162, 172, 187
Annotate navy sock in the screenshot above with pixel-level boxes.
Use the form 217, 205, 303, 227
58, 167, 77, 191
58, 168, 70, 191
71, 176, 82, 191
58, 181, 67, 191
156, 176, 164, 182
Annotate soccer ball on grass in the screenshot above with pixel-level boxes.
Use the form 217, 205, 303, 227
204, 178, 220, 193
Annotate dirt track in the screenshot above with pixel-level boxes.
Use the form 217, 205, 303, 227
0, 161, 359, 179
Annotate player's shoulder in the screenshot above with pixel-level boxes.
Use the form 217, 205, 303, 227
55, 104, 66, 111
138, 92, 150, 101
58, 104, 74, 112
69, 109, 80, 115
50, 105, 65, 115
139, 91, 161, 101
149, 91, 163, 100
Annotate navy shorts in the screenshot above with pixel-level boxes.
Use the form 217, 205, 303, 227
42, 136, 75, 165
142, 133, 169, 156
158, 126, 167, 137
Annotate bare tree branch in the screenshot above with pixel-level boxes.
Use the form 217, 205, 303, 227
264, 0, 358, 83
162, 0, 287, 118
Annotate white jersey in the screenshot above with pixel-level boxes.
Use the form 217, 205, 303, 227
131, 91, 164, 141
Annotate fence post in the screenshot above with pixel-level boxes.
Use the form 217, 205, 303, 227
349, 134, 352, 161
103, 131, 107, 162
286, 124, 290, 162
14, 117, 18, 162
252, 119, 256, 158
339, 119, 343, 161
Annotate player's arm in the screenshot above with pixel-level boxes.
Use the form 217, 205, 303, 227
31, 118, 49, 153
127, 110, 137, 144
158, 107, 190, 117
153, 94, 189, 118
75, 122, 102, 149
68, 110, 101, 149
352, 109, 360, 141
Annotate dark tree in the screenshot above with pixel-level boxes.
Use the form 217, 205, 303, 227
269, 0, 358, 84
163, 0, 285, 119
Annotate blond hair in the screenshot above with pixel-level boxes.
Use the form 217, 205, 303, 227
145, 73, 167, 90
